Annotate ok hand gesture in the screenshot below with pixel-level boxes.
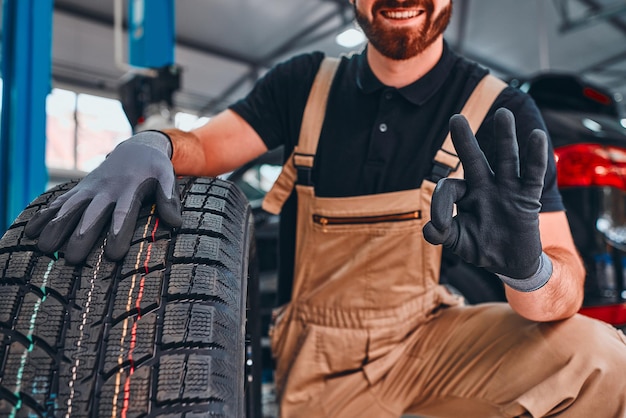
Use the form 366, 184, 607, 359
423, 108, 552, 292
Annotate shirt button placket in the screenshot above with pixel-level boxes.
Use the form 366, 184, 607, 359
378, 89, 394, 134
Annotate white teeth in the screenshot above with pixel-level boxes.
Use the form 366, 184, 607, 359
383, 10, 419, 19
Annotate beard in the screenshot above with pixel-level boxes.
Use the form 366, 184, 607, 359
354, 0, 452, 60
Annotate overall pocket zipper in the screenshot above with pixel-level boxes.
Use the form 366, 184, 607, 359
313, 210, 421, 229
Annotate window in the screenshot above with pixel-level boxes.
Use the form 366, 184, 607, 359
46, 89, 133, 173
175, 112, 209, 131
75, 93, 132, 172
46, 90, 210, 175
46, 88, 78, 170
44, 88, 209, 189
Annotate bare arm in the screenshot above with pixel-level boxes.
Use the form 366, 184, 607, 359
163, 109, 268, 177
505, 211, 585, 322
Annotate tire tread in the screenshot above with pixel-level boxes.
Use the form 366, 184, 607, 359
0, 177, 251, 417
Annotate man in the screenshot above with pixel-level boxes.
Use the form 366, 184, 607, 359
26, 0, 626, 416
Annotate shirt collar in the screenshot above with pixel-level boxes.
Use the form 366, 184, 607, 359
355, 40, 458, 105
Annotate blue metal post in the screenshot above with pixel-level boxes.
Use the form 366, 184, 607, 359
128, 0, 175, 68
0, 0, 53, 233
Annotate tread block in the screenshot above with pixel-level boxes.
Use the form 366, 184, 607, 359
131, 213, 173, 243
4, 226, 37, 247
189, 181, 230, 198
2, 343, 54, 399
156, 354, 186, 403
0, 285, 21, 325
156, 354, 234, 404
4, 252, 34, 280
162, 303, 237, 350
104, 313, 157, 373
113, 271, 163, 319
30, 257, 75, 297
15, 293, 64, 349
121, 240, 170, 276
186, 195, 227, 214
168, 264, 240, 306
98, 364, 151, 417
181, 211, 223, 233
173, 235, 241, 274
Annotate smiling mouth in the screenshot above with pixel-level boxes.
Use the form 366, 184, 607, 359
380, 9, 424, 19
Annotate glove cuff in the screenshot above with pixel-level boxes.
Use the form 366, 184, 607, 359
132, 130, 173, 158
496, 252, 553, 292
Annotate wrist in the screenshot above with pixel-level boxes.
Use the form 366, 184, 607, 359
131, 130, 173, 158
497, 252, 553, 292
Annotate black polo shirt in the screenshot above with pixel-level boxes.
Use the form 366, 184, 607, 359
230, 42, 564, 304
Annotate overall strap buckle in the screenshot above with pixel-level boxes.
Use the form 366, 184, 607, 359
428, 149, 461, 183
294, 153, 315, 186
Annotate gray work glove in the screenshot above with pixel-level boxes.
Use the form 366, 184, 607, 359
423, 108, 553, 292
25, 130, 182, 264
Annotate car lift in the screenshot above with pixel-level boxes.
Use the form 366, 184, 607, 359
117, 0, 180, 133
0, 0, 53, 233
0, 0, 178, 233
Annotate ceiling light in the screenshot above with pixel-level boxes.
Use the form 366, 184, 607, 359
621, 118, 626, 129
335, 28, 366, 48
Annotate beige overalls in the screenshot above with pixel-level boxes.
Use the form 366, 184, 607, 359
263, 58, 626, 418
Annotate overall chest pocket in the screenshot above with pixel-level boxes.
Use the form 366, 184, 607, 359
312, 210, 421, 229
310, 210, 424, 236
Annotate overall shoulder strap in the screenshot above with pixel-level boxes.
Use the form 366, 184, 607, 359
296, 57, 341, 156
262, 57, 341, 214
429, 74, 507, 182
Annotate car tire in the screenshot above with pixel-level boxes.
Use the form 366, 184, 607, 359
0, 176, 257, 417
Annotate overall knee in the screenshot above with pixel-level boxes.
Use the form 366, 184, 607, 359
560, 315, 626, 400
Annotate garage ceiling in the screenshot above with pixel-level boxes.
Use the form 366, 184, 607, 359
50, 0, 626, 117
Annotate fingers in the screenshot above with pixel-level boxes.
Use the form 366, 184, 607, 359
449, 114, 492, 185
61, 176, 180, 263
493, 108, 520, 184
454, 108, 546, 194
25, 206, 61, 239
63, 197, 115, 265
24, 188, 77, 238
35, 196, 91, 254
67, 178, 180, 263
104, 197, 143, 261
522, 129, 548, 194
103, 181, 150, 260
423, 178, 466, 247
155, 180, 183, 228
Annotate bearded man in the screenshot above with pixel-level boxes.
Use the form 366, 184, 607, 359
26, 0, 626, 416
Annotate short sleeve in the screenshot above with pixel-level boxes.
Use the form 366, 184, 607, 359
229, 52, 325, 151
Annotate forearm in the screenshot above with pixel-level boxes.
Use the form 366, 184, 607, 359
505, 246, 585, 322
161, 128, 211, 176
162, 110, 268, 177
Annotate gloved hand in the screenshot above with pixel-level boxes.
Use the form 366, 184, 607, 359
25, 130, 182, 264
423, 108, 552, 292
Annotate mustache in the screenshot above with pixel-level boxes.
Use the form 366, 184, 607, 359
371, 0, 435, 15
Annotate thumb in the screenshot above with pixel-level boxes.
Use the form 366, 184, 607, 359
423, 221, 450, 246
429, 178, 467, 230
423, 178, 466, 247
